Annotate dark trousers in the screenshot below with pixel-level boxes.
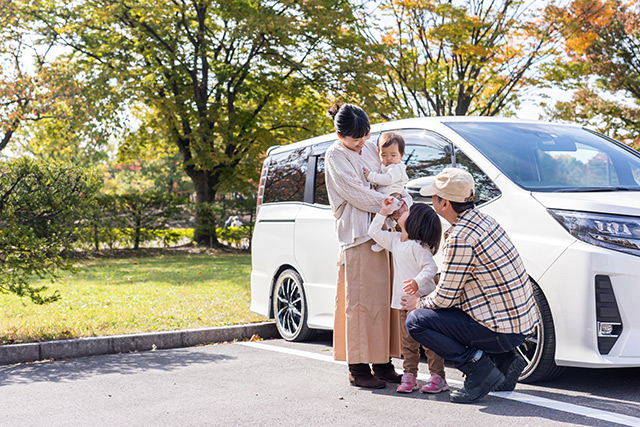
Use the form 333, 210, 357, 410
405, 308, 526, 367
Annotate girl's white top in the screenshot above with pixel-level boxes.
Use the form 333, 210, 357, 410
366, 162, 409, 196
368, 213, 438, 310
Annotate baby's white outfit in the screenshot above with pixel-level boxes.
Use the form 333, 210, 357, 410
367, 213, 437, 309
367, 162, 409, 252
366, 162, 409, 196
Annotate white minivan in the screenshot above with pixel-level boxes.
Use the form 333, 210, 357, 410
250, 117, 640, 382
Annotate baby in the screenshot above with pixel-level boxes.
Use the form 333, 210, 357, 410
364, 132, 410, 252
363, 132, 408, 199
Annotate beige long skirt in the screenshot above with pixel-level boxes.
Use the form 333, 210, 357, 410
333, 240, 402, 364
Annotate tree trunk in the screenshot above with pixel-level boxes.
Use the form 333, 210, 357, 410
93, 224, 99, 252
134, 222, 141, 250
190, 169, 220, 247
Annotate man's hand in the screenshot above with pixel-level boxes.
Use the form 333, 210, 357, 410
379, 197, 395, 216
403, 279, 419, 295
389, 199, 407, 220
400, 293, 421, 312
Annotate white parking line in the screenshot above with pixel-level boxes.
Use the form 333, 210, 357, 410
239, 341, 640, 427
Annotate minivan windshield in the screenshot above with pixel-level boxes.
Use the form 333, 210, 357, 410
446, 122, 640, 192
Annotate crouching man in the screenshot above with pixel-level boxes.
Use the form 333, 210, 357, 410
401, 168, 539, 404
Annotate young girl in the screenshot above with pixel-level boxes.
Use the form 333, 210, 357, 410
368, 198, 449, 394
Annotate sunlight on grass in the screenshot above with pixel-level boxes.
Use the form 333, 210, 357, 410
0, 253, 266, 344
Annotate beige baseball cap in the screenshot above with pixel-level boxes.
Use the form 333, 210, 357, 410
419, 168, 476, 203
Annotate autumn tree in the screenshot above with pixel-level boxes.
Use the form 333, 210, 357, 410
15, 61, 125, 167
24, 0, 377, 245
0, 0, 122, 163
0, 0, 41, 152
543, 0, 640, 150
366, 0, 560, 117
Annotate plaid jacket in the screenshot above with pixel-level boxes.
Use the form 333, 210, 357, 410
418, 208, 539, 335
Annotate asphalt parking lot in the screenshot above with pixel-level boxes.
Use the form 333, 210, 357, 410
1, 332, 639, 426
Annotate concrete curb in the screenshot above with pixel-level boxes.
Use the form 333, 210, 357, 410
0, 321, 279, 366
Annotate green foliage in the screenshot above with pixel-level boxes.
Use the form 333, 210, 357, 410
13, 59, 123, 166
216, 226, 252, 249
0, 157, 100, 303
114, 191, 186, 249
83, 194, 119, 251
0, 1, 122, 159
75, 192, 253, 250
76, 227, 194, 250
155, 228, 194, 248
77, 191, 189, 250
23, 0, 376, 245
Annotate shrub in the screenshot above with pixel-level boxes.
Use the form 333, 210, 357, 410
217, 225, 252, 248
155, 228, 193, 247
0, 157, 100, 303
77, 191, 189, 250
115, 191, 186, 249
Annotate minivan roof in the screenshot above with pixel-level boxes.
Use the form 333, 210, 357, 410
265, 116, 575, 156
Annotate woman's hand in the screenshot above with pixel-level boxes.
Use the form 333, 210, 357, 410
363, 167, 370, 179
402, 279, 419, 295
379, 197, 395, 216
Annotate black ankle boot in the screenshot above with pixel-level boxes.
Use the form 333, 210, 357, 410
372, 360, 402, 383
348, 363, 386, 389
490, 350, 527, 392
450, 353, 505, 404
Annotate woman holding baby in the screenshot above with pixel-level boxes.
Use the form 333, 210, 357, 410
324, 103, 410, 388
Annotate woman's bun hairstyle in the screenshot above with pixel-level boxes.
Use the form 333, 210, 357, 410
328, 103, 370, 139
327, 103, 341, 119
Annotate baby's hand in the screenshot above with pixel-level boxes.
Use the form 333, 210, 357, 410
403, 279, 419, 295
363, 167, 370, 179
379, 197, 395, 216
389, 199, 407, 221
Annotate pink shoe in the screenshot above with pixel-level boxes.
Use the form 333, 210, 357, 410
396, 373, 418, 393
420, 373, 449, 393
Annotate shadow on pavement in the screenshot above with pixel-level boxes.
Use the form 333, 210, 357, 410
0, 346, 234, 387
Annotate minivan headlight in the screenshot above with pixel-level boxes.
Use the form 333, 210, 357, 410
548, 209, 640, 257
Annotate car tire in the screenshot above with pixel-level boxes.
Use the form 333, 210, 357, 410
518, 283, 566, 383
272, 269, 316, 342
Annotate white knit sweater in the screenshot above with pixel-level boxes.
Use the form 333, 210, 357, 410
325, 140, 411, 247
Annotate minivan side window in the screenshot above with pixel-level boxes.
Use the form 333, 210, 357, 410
401, 129, 453, 179
314, 156, 329, 205
312, 134, 380, 206
394, 128, 501, 205
262, 147, 310, 203
455, 150, 502, 205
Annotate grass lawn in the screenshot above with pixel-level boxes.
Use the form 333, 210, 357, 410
0, 251, 267, 344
